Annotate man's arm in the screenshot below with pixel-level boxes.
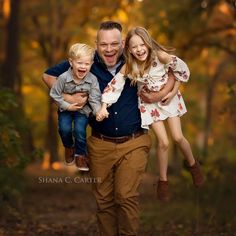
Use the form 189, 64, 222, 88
42, 60, 70, 88
42, 73, 57, 89
139, 70, 175, 103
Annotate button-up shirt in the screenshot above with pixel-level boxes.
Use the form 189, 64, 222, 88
50, 68, 101, 117
45, 52, 142, 137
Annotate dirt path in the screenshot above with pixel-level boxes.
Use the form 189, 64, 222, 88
2, 164, 234, 236
1, 164, 100, 236
0, 164, 158, 236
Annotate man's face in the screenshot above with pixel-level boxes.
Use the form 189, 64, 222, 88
96, 29, 124, 68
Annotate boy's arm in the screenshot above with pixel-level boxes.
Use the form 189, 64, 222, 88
139, 70, 175, 103
50, 76, 71, 110
88, 76, 102, 115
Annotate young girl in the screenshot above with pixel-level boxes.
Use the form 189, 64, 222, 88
97, 27, 204, 201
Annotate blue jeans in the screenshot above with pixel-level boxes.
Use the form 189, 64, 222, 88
58, 111, 88, 155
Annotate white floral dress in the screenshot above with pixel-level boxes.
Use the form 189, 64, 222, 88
102, 56, 190, 129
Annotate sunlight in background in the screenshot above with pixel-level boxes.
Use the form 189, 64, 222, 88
3, 0, 10, 20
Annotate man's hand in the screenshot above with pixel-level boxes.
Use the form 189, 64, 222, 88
139, 69, 175, 103
63, 92, 88, 108
67, 103, 83, 111
160, 91, 175, 105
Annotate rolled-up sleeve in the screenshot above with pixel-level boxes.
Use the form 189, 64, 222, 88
50, 75, 71, 110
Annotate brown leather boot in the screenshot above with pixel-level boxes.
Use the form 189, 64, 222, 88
64, 147, 75, 165
156, 180, 170, 202
75, 155, 89, 172
185, 160, 204, 187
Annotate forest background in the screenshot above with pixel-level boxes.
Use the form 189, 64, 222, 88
0, 0, 236, 235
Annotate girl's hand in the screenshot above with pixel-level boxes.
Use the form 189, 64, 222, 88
67, 103, 83, 111
96, 108, 109, 122
160, 92, 175, 105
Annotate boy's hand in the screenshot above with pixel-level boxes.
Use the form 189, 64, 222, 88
67, 103, 83, 111
96, 108, 109, 122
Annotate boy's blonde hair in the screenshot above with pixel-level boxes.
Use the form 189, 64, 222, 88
68, 43, 95, 60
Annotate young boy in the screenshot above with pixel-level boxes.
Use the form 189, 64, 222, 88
50, 43, 101, 171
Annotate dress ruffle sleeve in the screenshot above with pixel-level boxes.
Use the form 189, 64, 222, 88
166, 56, 190, 82
101, 72, 126, 106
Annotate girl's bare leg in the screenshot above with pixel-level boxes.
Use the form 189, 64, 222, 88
167, 116, 204, 187
167, 116, 195, 166
151, 121, 169, 181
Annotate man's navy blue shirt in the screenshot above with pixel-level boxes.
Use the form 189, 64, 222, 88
45, 52, 142, 137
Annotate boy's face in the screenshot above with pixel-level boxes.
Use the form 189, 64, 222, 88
96, 29, 124, 69
69, 55, 93, 80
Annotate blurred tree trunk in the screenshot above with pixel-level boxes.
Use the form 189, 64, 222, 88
46, 98, 59, 165
31, 5, 60, 165
1, 0, 34, 155
1, 0, 20, 90
202, 59, 233, 158
31, 1, 71, 164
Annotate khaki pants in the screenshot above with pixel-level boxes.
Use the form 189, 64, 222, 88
87, 134, 151, 236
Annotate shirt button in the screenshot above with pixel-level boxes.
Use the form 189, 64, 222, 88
115, 112, 117, 114
115, 128, 118, 130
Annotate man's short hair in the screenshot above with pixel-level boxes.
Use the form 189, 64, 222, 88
99, 21, 122, 32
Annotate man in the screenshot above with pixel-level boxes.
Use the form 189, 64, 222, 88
43, 21, 175, 236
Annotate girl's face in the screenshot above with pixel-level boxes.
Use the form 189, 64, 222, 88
128, 34, 148, 62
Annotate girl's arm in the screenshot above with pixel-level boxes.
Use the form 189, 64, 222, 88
139, 70, 175, 103
96, 103, 109, 121
102, 65, 126, 105
160, 80, 181, 105
96, 65, 126, 121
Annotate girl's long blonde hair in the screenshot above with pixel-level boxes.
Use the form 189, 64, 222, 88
124, 27, 175, 83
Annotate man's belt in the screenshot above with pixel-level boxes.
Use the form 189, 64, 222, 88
92, 129, 147, 144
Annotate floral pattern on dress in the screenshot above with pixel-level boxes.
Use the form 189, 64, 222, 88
103, 78, 118, 93
101, 56, 190, 129
140, 105, 146, 113
151, 109, 160, 118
